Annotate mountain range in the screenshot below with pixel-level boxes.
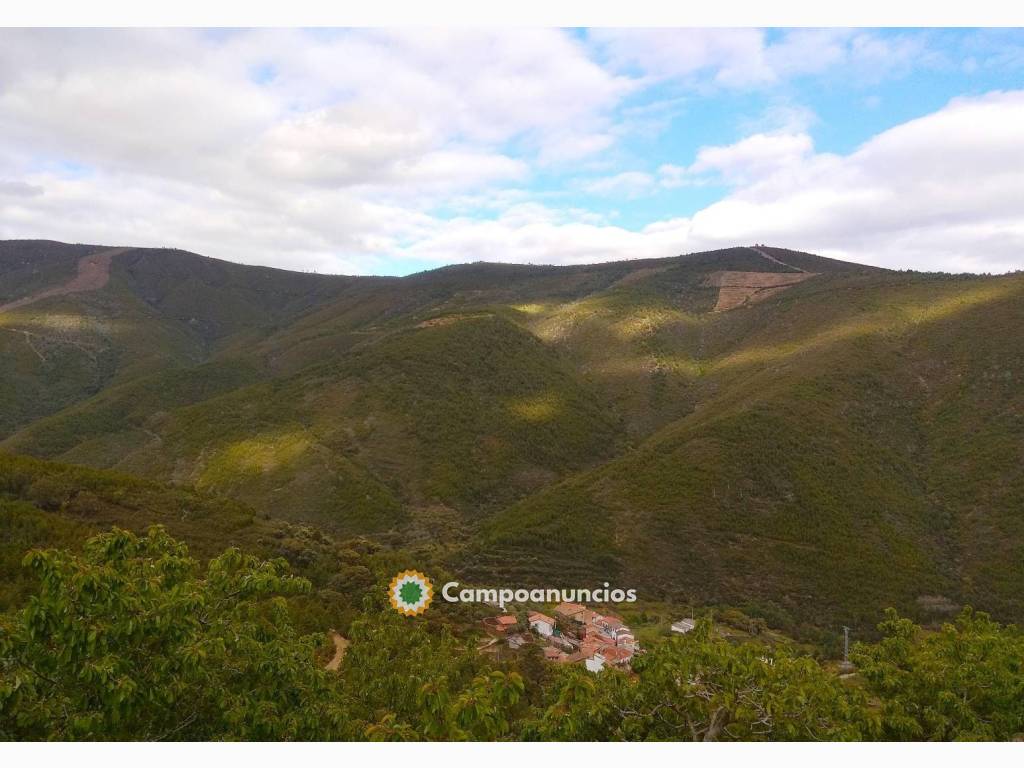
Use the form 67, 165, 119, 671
2, 238, 1022, 635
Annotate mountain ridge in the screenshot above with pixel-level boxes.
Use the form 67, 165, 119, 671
2, 238, 1021, 635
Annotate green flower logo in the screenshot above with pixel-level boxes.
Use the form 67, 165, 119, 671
388, 570, 434, 616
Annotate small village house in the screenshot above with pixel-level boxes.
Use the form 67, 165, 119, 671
482, 614, 519, 636
489, 602, 640, 673
554, 602, 585, 623
598, 646, 634, 668
617, 632, 638, 651
671, 618, 696, 634
528, 611, 556, 637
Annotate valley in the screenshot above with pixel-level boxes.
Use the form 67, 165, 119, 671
2, 239, 1023, 639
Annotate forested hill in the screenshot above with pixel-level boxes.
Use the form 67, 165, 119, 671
2, 238, 1022, 634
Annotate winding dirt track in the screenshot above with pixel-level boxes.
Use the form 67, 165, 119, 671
748, 245, 808, 273
0, 247, 131, 314
325, 631, 350, 671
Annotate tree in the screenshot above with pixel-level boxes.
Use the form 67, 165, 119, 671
0, 526, 348, 740
853, 607, 1024, 740
533, 621, 869, 741
339, 605, 526, 740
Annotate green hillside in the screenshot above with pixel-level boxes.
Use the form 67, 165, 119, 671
0, 241, 350, 439
0, 240, 95, 303
8, 313, 622, 531
2, 239, 1023, 637
471, 271, 1024, 634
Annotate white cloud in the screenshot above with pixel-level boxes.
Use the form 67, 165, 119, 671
395, 91, 1024, 273
250, 105, 527, 193
591, 28, 933, 90
398, 204, 693, 269
0, 180, 43, 198
0, 28, 632, 273
257, 28, 633, 164
0, 29, 1021, 277
684, 90, 1024, 272
590, 28, 774, 88
684, 132, 815, 186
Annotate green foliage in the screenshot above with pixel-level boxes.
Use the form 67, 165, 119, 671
0, 241, 90, 303
2, 525, 1023, 741
533, 621, 870, 741
4, 239, 1024, 647
338, 607, 527, 740
0, 526, 348, 740
853, 608, 1024, 740
475, 271, 1024, 632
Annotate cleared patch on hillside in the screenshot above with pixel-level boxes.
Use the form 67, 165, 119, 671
705, 270, 818, 312
416, 312, 493, 328
0, 248, 130, 314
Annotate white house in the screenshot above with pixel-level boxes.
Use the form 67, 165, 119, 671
528, 611, 556, 637
671, 618, 696, 634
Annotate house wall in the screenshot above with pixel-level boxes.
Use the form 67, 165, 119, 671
531, 620, 554, 637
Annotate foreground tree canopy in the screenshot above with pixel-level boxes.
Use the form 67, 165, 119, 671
2, 528, 1022, 741
0, 527, 347, 740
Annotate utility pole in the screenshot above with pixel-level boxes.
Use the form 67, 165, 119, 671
838, 626, 855, 673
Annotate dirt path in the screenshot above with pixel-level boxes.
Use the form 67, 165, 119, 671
0, 247, 131, 315
325, 631, 349, 671
748, 245, 807, 273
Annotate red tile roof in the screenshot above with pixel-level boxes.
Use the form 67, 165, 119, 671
580, 640, 604, 658
598, 646, 633, 664
554, 602, 585, 618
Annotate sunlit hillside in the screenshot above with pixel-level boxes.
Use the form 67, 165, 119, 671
2, 239, 1022, 636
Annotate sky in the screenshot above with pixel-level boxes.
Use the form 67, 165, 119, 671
1, 27, 1023, 276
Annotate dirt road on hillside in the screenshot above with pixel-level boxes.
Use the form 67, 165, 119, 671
325, 631, 350, 671
748, 245, 808, 273
0, 247, 131, 314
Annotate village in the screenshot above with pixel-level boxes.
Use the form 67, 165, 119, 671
481, 602, 698, 673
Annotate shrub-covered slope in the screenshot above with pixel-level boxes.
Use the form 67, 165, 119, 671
469, 271, 1024, 631
3, 239, 1022, 635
